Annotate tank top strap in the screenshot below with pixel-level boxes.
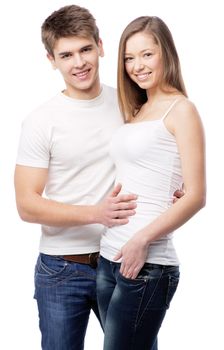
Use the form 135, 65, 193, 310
161, 99, 180, 121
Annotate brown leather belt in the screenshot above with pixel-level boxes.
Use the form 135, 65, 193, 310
62, 252, 99, 268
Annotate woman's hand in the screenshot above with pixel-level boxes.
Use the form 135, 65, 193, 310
114, 233, 149, 279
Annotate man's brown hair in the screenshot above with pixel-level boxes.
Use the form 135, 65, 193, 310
41, 5, 99, 57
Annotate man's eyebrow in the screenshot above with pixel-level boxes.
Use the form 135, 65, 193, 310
58, 51, 72, 57
80, 44, 94, 50
58, 45, 93, 57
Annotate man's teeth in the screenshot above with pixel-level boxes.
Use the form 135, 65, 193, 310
75, 70, 88, 77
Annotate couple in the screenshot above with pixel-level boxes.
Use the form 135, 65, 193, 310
14, 4, 206, 350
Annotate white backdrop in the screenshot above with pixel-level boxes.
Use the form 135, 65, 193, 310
1, 0, 223, 349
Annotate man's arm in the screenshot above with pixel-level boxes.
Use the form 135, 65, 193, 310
14, 165, 137, 227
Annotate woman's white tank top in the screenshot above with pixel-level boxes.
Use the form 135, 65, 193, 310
100, 100, 183, 265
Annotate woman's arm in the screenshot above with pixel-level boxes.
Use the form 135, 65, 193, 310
115, 100, 206, 278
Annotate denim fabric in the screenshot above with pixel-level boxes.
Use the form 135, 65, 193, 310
96, 256, 179, 350
34, 253, 100, 350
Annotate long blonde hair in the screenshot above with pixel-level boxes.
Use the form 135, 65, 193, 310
117, 16, 187, 121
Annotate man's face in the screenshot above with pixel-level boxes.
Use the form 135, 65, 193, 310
48, 36, 104, 99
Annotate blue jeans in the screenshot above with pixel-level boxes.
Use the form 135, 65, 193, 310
96, 256, 180, 350
34, 253, 100, 350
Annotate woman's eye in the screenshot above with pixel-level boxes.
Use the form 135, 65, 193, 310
124, 57, 133, 63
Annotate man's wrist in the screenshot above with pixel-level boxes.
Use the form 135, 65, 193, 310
86, 204, 101, 225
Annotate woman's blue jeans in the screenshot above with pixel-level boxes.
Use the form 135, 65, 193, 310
34, 253, 100, 350
96, 256, 180, 350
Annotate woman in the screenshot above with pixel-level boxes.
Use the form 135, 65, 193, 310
97, 16, 206, 350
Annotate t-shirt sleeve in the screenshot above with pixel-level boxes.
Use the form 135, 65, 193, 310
16, 115, 50, 168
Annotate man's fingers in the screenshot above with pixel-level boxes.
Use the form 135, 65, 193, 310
114, 201, 137, 211
173, 189, 184, 198
104, 188, 138, 227
113, 209, 136, 218
109, 218, 129, 226
113, 193, 138, 204
110, 183, 122, 197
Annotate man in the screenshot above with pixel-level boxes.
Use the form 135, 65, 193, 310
14, 5, 182, 350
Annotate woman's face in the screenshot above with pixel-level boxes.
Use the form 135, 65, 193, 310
124, 31, 163, 91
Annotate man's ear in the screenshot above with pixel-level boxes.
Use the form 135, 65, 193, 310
47, 53, 57, 70
98, 38, 104, 57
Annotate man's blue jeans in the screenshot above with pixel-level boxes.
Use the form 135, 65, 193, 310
96, 256, 180, 350
34, 253, 100, 350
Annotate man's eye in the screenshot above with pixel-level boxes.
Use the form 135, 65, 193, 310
82, 47, 92, 53
61, 53, 72, 59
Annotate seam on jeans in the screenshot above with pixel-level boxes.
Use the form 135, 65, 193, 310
39, 260, 68, 276
135, 271, 163, 328
35, 270, 96, 288
129, 279, 150, 349
165, 274, 179, 308
133, 279, 149, 329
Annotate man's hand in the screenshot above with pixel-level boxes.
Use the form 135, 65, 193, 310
173, 186, 185, 203
95, 183, 137, 227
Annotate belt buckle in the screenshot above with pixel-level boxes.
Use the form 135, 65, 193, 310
89, 253, 98, 268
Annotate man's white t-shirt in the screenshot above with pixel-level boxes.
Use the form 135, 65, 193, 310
16, 85, 123, 255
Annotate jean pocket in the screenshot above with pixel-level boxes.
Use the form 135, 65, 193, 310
165, 274, 180, 308
118, 271, 148, 286
118, 264, 163, 284
35, 255, 72, 288
35, 254, 70, 278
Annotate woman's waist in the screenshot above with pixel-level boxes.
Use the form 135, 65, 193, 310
132, 198, 172, 215
103, 211, 172, 241
115, 173, 182, 195
100, 232, 178, 265
116, 184, 180, 204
